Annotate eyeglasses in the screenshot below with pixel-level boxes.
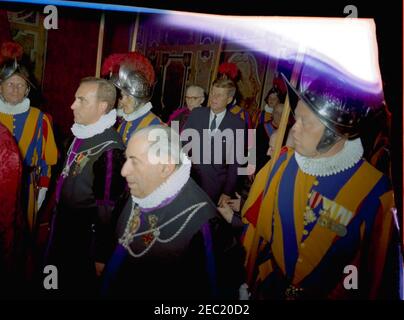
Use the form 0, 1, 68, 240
185, 96, 203, 100
4, 82, 27, 91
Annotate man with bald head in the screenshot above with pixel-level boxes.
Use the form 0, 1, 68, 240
101, 125, 244, 299
167, 85, 205, 131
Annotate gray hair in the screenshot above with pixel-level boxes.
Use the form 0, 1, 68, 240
186, 85, 204, 97
133, 125, 185, 167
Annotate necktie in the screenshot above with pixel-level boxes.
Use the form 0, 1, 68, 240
210, 114, 217, 131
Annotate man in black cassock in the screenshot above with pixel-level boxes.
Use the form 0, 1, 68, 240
46, 77, 126, 298
101, 125, 245, 299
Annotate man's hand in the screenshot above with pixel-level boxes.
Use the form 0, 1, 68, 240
37, 187, 48, 210
227, 192, 242, 212
217, 193, 231, 207
95, 262, 105, 277
246, 164, 256, 183
217, 202, 234, 224
239, 283, 251, 300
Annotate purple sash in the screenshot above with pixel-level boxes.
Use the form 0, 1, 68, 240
55, 138, 83, 203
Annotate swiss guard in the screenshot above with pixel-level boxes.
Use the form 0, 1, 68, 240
102, 52, 161, 146
0, 43, 57, 232
241, 56, 401, 299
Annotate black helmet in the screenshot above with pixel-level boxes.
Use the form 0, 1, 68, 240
0, 59, 35, 89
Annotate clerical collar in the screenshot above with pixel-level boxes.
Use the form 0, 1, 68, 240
131, 154, 191, 211
0, 97, 30, 115
122, 102, 153, 122
264, 104, 273, 113
71, 109, 116, 139
294, 138, 363, 177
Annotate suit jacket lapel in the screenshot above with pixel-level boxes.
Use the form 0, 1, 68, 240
203, 107, 211, 131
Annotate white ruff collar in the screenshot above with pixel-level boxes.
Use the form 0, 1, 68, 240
71, 109, 116, 139
123, 102, 153, 122
131, 155, 191, 210
116, 108, 124, 117
295, 138, 363, 177
0, 97, 30, 115
264, 104, 273, 113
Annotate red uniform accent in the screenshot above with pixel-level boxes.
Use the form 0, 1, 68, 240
244, 192, 263, 227
0, 123, 23, 272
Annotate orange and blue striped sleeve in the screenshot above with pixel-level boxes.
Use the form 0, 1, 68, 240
38, 112, 57, 188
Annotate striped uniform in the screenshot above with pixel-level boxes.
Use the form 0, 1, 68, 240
263, 120, 277, 138
242, 149, 396, 299
117, 111, 161, 146
254, 110, 272, 128
228, 103, 252, 129
0, 107, 57, 230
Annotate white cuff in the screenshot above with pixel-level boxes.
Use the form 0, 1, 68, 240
37, 187, 48, 210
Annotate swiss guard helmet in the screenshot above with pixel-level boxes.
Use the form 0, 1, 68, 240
112, 63, 152, 102
282, 58, 384, 153
0, 59, 35, 89
106, 52, 155, 104
0, 42, 34, 89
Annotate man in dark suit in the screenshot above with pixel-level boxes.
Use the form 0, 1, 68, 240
182, 78, 247, 206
